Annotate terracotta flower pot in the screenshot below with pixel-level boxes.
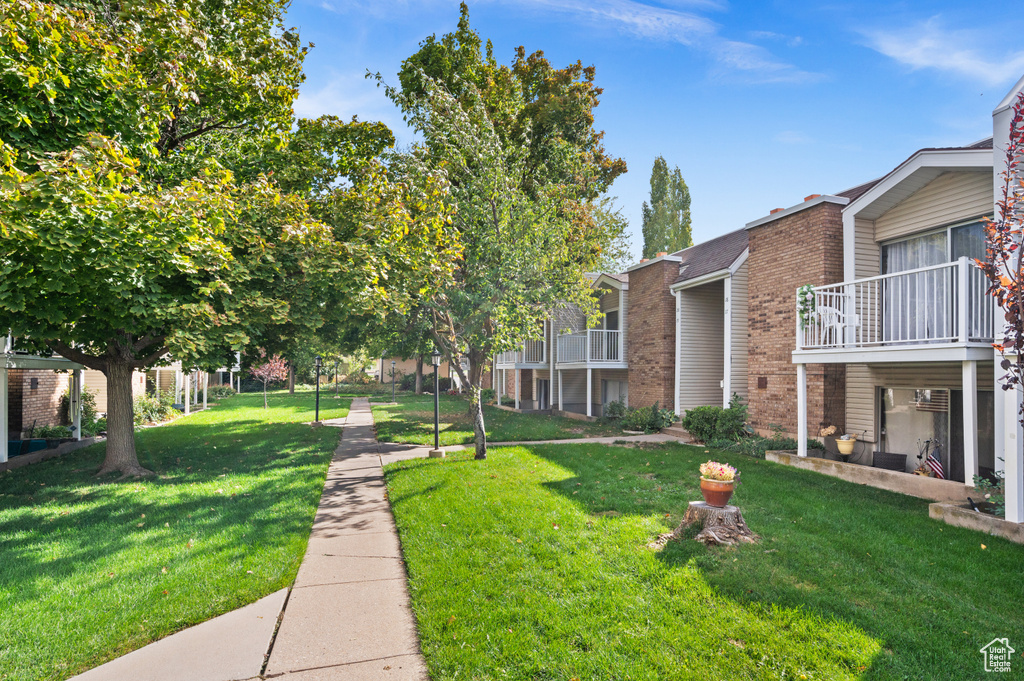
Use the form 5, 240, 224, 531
700, 477, 735, 508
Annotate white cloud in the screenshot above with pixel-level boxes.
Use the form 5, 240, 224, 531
317, 0, 819, 84
513, 0, 819, 83
862, 17, 1024, 87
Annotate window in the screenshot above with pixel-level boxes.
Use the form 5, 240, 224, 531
880, 388, 949, 474
603, 309, 619, 331
879, 220, 985, 343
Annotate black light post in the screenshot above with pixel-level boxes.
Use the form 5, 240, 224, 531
429, 349, 444, 458
334, 360, 340, 395
314, 355, 322, 423
391, 360, 396, 403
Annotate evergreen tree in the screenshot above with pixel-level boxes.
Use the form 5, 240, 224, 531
641, 156, 692, 258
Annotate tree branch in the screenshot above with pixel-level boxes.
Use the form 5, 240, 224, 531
46, 341, 107, 373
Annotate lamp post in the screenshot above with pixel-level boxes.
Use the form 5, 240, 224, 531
391, 360, 396, 403
429, 349, 444, 458
334, 360, 340, 396
314, 355, 322, 423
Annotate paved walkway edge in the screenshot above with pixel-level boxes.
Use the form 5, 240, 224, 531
264, 397, 429, 680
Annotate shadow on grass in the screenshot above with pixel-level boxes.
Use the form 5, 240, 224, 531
523, 440, 1023, 679
0, 392, 348, 681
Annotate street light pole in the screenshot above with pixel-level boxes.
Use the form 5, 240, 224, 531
429, 349, 444, 458
391, 360, 396, 403
314, 355, 322, 423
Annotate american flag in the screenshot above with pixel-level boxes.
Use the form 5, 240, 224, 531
926, 452, 945, 479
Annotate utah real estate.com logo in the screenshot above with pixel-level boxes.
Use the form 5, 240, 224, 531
981, 638, 1014, 673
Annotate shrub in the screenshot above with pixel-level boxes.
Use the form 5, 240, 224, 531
480, 388, 496, 404
343, 371, 374, 386
399, 373, 417, 391
134, 390, 177, 425
621, 402, 675, 432
715, 394, 748, 439
421, 374, 452, 393
681, 395, 748, 442
59, 387, 98, 428
603, 399, 627, 420
29, 424, 72, 439
207, 385, 236, 399
682, 405, 723, 443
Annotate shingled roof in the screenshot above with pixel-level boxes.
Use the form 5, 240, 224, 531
671, 228, 748, 286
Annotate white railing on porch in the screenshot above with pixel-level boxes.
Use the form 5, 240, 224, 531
496, 339, 547, 365
797, 257, 995, 351
557, 329, 623, 364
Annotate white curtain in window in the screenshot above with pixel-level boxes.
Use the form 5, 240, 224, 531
882, 232, 949, 342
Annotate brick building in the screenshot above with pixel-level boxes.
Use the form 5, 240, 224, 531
744, 195, 855, 438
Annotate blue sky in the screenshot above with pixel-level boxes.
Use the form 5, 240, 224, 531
285, 0, 1024, 260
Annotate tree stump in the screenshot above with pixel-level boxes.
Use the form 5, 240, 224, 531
649, 501, 759, 549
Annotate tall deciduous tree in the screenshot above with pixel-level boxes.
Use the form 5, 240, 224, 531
0, 1, 454, 476
377, 4, 625, 458
641, 156, 692, 258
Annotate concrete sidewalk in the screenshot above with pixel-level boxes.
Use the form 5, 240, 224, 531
264, 397, 427, 680
73, 399, 428, 681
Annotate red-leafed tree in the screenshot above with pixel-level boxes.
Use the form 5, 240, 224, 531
980, 90, 1024, 414
250, 352, 290, 409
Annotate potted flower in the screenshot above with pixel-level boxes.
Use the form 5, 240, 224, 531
699, 460, 738, 507
820, 425, 855, 461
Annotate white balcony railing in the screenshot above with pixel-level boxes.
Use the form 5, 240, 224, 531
496, 339, 547, 366
557, 329, 624, 364
797, 257, 995, 351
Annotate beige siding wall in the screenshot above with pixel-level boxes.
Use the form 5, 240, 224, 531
729, 262, 749, 403
846, 361, 995, 441
83, 369, 146, 413
559, 370, 588, 408
874, 171, 991, 242
677, 279, 725, 411
854, 217, 880, 279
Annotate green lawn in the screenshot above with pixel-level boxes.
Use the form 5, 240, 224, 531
372, 394, 625, 446
384, 441, 1023, 680
0, 390, 349, 681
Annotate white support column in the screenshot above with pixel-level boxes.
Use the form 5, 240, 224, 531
557, 369, 563, 412
193, 372, 198, 404
796, 362, 808, 458
673, 290, 681, 416
184, 372, 191, 415
962, 360, 979, 486
586, 368, 592, 418
174, 370, 181, 404
0, 366, 8, 464
723, 277, 732, 408
228, 370, 233, 393
1004, 384, 1024, 523
203, 372, 208, 410
514, 369, 520, 410
496, 367, 502, 406
72, 369, 83, 441
957, 257, 970, 343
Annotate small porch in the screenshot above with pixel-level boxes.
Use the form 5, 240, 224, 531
2, 336, 87, 464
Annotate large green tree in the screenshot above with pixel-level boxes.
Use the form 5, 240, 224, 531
641, 156, 692, 258
0, 0, 453, 476
377, 4, 625, 458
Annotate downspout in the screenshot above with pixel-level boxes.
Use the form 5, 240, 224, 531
673, 289, 681, 417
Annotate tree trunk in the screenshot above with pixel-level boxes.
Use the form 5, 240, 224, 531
263, 380, 269, 409
97, 359, 152, 477
288, 364, 295, 394
467, 349, 487, 460
415, 357, 423, 395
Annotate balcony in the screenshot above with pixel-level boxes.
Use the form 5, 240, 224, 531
495, 339, 547, 368
794, 257, 996, 363
556, 329, 625, 367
